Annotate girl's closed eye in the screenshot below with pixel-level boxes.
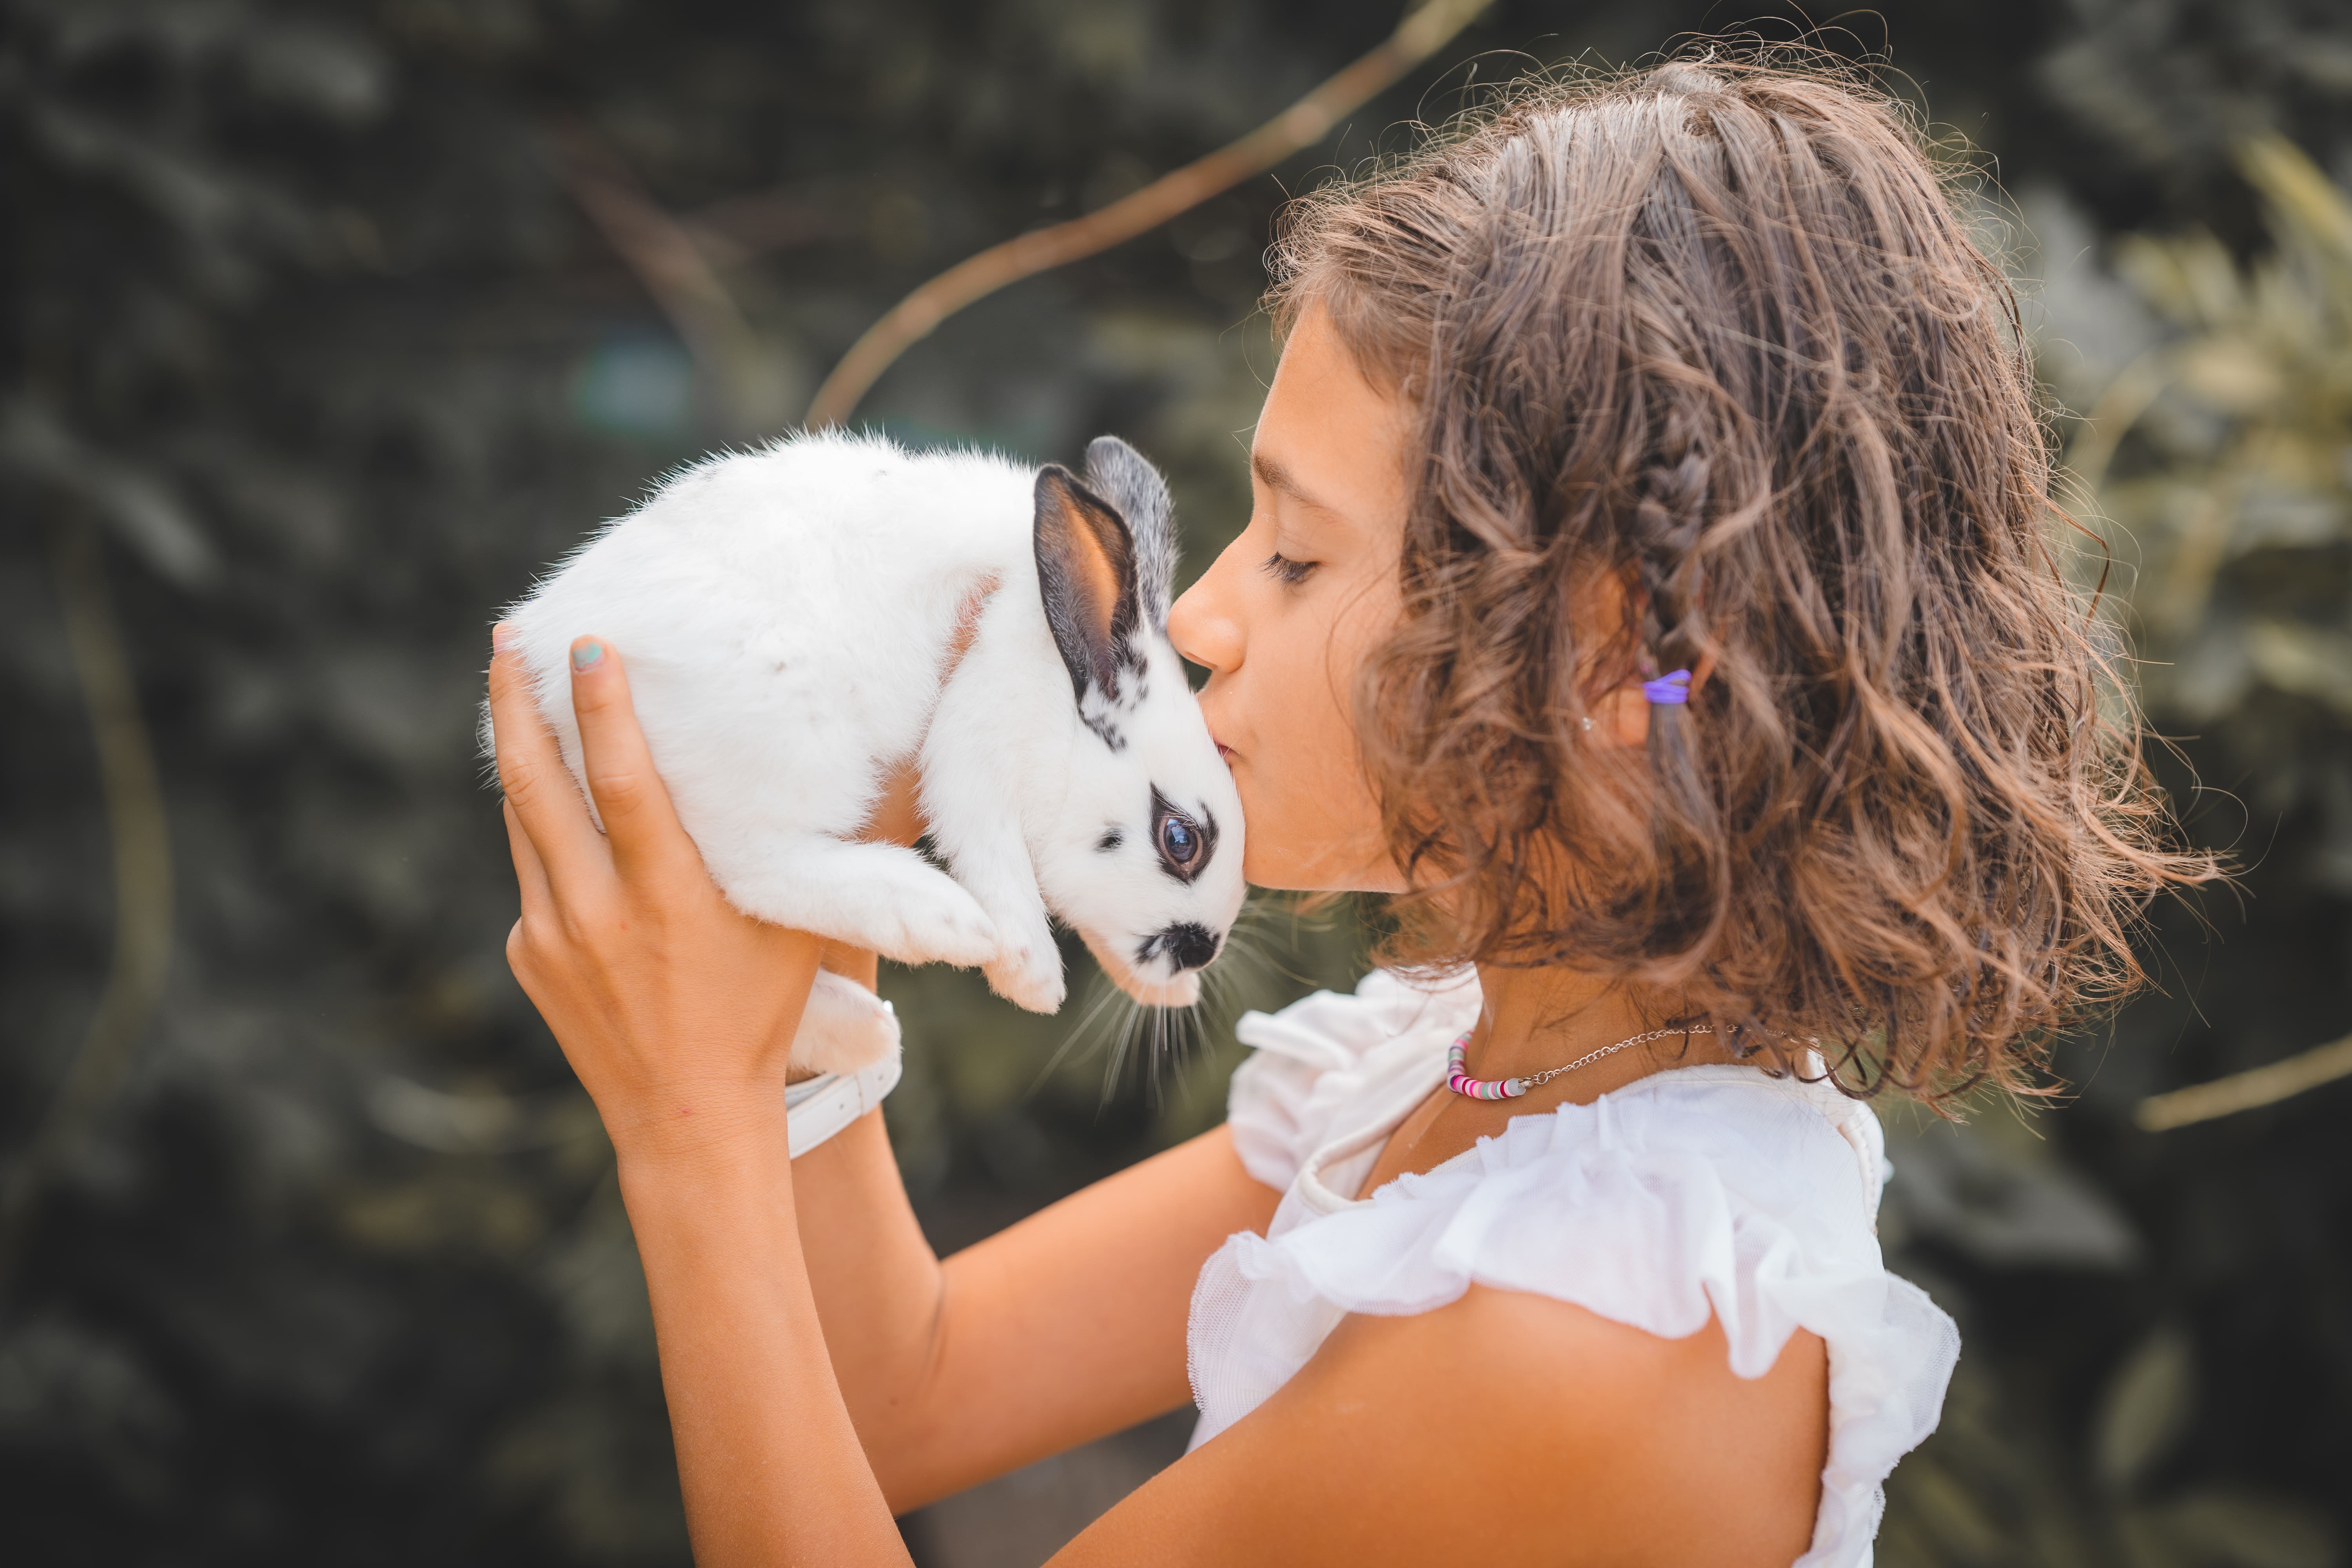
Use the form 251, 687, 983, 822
1262, 551, 1318, 586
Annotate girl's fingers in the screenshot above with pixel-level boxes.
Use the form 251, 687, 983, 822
488, 628, 612, 898
504, 799, 555, 926
565, 637, 699, 887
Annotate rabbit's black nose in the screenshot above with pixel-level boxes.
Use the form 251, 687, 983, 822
1148, 922, 1220, 972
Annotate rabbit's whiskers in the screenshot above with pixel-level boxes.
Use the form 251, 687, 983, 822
1034, 891, 1329, 1110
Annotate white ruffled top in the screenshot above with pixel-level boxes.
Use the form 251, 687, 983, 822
1186, 969, 1958, 1568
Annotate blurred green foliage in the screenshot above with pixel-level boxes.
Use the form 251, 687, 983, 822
2, 2, 2350, 1565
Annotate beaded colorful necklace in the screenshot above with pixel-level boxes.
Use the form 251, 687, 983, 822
1444, 1024, 1717, 1101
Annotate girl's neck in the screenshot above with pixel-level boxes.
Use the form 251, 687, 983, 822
1466, 963, 1742, 1102
1357, 962, 1753, 1197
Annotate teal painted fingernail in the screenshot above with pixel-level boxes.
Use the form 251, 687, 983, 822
571, 640, 604, 671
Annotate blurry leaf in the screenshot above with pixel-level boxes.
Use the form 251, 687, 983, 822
2238, 136, 2352, 267
1878, 1353, 2113, 1568
2116, 231, 2246, 329
2230, 482, 2345, 555
2245, 620, 2352, 718
1903, 1457, 2010, 1561
0, 399, 218, 589
2149, 1488, 2341, 1568
234, 20, 392, 125
2121, 1508, 2198, 1568
2174, 337, 2284, 413
20, 92, 319, 287
336, 1170, 547, 1257
363, 1073, 595, 1154
2153, 614, 2257, 721
2095, 1323, 2197, 1494
0, 1317, 180, 1448
1881, 1105, 2140, 1270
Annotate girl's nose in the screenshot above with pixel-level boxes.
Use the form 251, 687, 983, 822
1169, 543, 1245, 678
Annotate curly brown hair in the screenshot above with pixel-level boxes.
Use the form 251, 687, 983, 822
1269, 56, 2212, 1101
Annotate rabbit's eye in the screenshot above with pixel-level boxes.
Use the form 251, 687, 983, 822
1150, 789, 1217, 883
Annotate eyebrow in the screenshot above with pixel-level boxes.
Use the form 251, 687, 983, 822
1250, 450, 1340, 515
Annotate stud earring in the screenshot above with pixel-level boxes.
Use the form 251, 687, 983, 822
1581, 716, 1594, 733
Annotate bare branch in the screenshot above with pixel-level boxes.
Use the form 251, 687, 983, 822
805, 0, 1494, 430
2136, 1029, 2352, 1131
0, 519, 175, 1297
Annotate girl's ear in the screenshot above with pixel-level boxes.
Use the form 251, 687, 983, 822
1589, 650, 1716, 748
1033, 464, 1142, 706
1590, 683, 1650, 748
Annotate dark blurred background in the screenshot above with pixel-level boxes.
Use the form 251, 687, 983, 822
5, 2, 2351, 1563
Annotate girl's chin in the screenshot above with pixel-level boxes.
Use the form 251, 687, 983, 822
1240, 846, 1405, 897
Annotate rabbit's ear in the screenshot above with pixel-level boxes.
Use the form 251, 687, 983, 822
1083, 436, 1175, 626
1034, 464, 1143, 730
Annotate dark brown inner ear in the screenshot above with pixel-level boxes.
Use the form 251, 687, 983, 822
1034, 465, 1139, 699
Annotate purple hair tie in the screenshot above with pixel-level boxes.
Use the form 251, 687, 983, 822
1641, 669, 1693, 705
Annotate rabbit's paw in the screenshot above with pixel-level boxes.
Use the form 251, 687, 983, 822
883, 876, 1000, 968
735, 845, 1000, 968
984, 940, 1066, 1014
790, 971, 900, 1076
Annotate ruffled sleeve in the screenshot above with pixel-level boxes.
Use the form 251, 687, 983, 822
1190, 1067, 1958, 1568
1223, 968, 1481, 1192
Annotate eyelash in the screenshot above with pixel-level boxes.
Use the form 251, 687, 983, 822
1261, 552, 1317, 586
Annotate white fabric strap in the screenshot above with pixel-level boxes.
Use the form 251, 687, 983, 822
784, 1047, 902, 1158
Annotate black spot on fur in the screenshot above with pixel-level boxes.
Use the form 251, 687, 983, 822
1096, 826, 1123, 853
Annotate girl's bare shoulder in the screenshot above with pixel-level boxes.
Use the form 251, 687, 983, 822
1056, 1285, 1827, 1568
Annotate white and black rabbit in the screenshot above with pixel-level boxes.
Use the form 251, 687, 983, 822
495, 430, 1245, 1076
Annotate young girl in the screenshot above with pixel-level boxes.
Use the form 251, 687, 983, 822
485, 60, 2194, 1566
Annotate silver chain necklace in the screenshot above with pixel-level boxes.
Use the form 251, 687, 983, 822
1444, 1024, 1718, 1101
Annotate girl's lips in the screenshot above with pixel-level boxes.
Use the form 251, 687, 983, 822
1212, 736, 1237, 763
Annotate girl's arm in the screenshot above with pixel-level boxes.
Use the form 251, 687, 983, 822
789, 764, 1277, 1508
795, 1102, 1275, 1510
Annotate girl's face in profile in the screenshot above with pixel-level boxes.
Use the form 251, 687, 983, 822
1169, 307, 1411, 895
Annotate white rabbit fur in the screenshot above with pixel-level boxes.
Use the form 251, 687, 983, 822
496, 429, 1245, 1077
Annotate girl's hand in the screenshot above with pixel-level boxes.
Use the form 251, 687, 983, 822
487, 627, 823, 1169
